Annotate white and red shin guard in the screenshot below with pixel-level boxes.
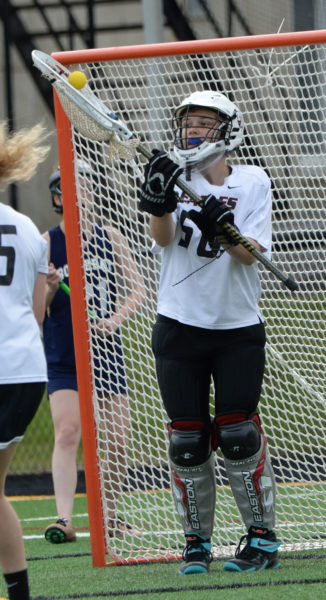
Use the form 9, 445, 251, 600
215, 413, 276, 531
168, 420, 216, 540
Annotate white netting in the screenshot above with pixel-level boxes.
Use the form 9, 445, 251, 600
60, 41, 326, 563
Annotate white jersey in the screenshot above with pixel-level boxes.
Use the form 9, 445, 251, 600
0, 203, 48, 383
155, 164, 272, 330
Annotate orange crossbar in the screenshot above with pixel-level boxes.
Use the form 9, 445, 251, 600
52, 29, 326, 65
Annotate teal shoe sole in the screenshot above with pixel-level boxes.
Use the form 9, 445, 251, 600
224, 560, 281, 572
178, 565, 209, 575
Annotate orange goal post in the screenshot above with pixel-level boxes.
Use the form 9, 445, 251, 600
53, 30, 326, 567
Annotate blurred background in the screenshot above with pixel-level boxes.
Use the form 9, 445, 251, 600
1, 0, 325, 489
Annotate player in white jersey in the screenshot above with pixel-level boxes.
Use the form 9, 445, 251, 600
0, 121, 49, 600
139, 91, 280, 575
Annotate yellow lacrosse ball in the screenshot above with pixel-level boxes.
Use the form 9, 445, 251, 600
68, 70, 87, 90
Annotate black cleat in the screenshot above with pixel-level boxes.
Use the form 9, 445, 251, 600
178, 535, 212, 575
224, 527, 281, 572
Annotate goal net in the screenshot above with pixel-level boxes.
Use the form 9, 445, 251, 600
53, 31, 326, 566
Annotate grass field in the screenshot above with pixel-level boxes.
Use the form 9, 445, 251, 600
2, 491, 326, 600
4, 304, 325, 598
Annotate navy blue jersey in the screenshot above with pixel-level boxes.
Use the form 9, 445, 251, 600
43, 224, 126, 396
43, 225, 75, 369
84, 224, 118, 319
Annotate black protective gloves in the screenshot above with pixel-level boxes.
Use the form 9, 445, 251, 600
188, 194, 239, 249
139, 150, 183, 217
139, 156, 239, 252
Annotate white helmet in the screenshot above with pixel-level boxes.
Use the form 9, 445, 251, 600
172, 90, 244, 167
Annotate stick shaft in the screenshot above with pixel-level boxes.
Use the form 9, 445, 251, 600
58, 280, 71, 296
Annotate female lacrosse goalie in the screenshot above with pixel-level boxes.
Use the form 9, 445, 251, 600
43, 161, 145, 544
139, 90, 281, 575
0, 121, 49, 599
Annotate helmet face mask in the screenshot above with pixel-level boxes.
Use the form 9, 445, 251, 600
48, 159, 94, 214
48, 170, 63, 214
172, 91, 243, 169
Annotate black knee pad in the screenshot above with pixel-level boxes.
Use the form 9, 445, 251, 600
217, 417, 261, 460
168, 419, 211, 467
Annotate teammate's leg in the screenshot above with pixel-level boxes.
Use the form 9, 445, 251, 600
0, 443, 31, 599
45, 388, 80, 543
0, 445, 25, 570
0, 382, 44, 599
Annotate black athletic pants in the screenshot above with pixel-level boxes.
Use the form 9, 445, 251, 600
152, 315, 266, 423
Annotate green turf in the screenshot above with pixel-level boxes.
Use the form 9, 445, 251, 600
1, 492, 326, 599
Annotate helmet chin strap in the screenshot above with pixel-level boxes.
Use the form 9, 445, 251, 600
196, 150, 225, 173
184, 149, 226, 181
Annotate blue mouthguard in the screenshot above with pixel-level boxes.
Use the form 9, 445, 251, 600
188, 138, 202, 145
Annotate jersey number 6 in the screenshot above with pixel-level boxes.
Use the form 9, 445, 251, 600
178, 210, 219, 259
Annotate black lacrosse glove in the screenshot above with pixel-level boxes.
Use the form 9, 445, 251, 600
188, 194, 238, 249
139, 149, 183, 217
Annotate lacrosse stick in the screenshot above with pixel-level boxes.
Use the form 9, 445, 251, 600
32, 49, 298, 291
58, 280, 72, 297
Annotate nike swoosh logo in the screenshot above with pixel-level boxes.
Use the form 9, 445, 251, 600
227, 185, 241, 189
257, 540, 275, 548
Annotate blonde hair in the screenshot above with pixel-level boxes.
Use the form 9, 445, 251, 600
0, 121, 50, 191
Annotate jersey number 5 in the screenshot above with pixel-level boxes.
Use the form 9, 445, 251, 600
0, 225, 17, 286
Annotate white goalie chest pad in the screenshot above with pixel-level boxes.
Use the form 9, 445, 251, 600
154, 164, 272, 330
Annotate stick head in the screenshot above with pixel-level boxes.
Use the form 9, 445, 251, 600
31, 50, 139, 158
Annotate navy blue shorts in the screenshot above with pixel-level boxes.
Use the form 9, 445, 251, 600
0, 382, 45, 448
47, 333, 127, 396
46, 367, 78, 395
